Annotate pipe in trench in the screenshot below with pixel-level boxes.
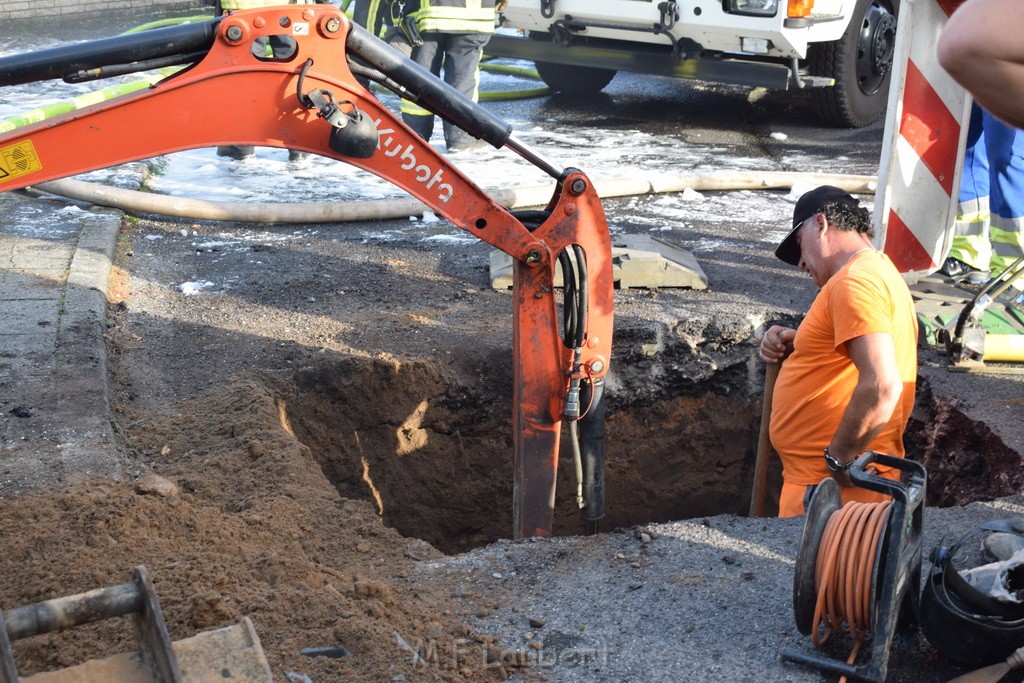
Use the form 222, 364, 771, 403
31, 170, 877, 224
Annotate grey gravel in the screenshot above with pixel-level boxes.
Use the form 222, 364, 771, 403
409, 496, 1024, 682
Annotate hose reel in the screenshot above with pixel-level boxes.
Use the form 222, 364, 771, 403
781, 453, 927, 682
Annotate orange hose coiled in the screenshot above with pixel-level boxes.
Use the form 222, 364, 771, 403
811, 500, 892, 679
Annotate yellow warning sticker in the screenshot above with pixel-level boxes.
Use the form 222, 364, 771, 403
0, 140, 42, 185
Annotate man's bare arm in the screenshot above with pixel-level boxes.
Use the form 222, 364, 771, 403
938, 0, 1024, 129
826, 332, 904, 484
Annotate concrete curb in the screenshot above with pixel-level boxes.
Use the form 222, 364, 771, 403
0, 189, 130, 496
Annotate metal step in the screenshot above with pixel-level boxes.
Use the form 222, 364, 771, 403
1, 567, 272, 683
23, 619, 272, 683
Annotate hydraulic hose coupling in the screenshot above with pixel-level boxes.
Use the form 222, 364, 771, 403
564, 378, 581, 420
564, 347, 585, 420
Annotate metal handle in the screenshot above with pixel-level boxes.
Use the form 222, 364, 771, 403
0, 567, 182, 683
3, 582, 142, 641
849, 451, 926, 504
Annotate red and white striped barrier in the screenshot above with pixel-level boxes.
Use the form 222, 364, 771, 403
874, 0, 972, 282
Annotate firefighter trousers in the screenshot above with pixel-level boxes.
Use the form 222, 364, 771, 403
400, 31, 491, 152
949, 104, 1024, 282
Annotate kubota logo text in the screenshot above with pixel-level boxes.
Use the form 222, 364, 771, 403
375, 120, 454, 203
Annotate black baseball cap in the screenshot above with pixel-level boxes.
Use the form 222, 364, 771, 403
775, 186, 860, 266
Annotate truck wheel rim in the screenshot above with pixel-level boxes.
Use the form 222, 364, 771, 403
856, 1, 897, 96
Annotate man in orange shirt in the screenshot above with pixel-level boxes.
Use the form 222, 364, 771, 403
758, 186, 918, 517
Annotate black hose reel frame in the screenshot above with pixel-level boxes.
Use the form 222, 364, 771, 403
781, 453, 927, 682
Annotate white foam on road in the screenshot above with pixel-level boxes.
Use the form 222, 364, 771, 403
0, 51, 815, 245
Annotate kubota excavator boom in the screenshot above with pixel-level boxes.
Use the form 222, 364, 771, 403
0, 5, 614, 540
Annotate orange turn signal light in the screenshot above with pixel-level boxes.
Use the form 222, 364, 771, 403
788, 0, 814, 18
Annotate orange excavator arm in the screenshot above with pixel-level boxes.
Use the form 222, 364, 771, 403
0, 5, 613, 540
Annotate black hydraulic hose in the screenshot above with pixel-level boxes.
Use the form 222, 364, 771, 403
953, 256, 1024, 340
556, 246, 589, 349
572, 244, 588, 349
579, 377, 606, 533
0, 19, 221, 86
516, 209, 588, 351
64, 51, 208, 83
510, 210, 550, 229
345, 22, 512, 149
559, 250, 578, 347
346, 58, 389, 85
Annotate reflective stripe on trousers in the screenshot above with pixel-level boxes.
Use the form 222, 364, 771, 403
950, 104, 1024, 277
220, 0, 309, 7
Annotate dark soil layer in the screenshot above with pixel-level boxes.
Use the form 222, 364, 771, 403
906, 377, 1024, 507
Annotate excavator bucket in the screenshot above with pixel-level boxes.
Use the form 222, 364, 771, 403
20, 620, 271, 683
0, 567, 272, 683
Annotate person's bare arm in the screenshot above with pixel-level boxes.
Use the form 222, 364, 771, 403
938, 0, 1024, 129
826, 332, 904, 485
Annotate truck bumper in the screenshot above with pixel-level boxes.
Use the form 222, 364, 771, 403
485, 34, 793, 90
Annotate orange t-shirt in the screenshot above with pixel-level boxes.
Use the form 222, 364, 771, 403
769, 250, 918, 486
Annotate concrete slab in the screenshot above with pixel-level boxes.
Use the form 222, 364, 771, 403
67, 210, 119, 297
0, 299, 58, 333
0, 355, 52, 379
612, 234, 709, 290
2, 270, 64, 299
0, 181, 131, 497
489, 234, 709, 290
10, 240, 75, 266
0, 332, 56, 358
61, 284, 107, 316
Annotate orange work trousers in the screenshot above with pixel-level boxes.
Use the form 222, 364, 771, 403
778, 471, 898, 518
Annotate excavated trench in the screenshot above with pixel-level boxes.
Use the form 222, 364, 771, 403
272, 334, 1022, 556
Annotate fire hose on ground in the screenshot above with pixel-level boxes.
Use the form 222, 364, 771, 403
27, 171, 877, 223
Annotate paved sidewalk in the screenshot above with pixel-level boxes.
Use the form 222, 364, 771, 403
0, 6, 203, 496
0, 187, 125, 495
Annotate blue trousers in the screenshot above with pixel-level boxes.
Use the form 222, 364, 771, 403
950, 104, 1024, 277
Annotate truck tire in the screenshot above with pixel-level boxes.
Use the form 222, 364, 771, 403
534, 59, 617, 95
809, 0, 899, 128
526, 31, 616, 95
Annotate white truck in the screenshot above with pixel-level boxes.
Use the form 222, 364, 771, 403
488, 0, 899, 127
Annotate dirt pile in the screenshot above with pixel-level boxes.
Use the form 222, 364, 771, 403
0, 378, 507, 682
